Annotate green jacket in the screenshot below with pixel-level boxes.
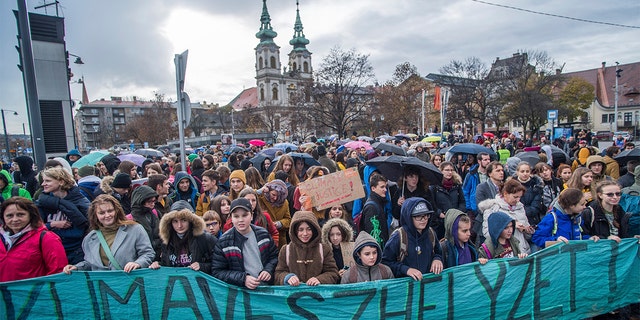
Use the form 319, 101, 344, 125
0, 170, 32, 201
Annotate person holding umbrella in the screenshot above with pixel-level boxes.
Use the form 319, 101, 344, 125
391, 167, 437, 237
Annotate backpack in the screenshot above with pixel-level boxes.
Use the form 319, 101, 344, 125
622, 212, 640, 237
354, 199, 381, 233
550, 208, 590, 237
77, 185, 96, 201
392, 226, 436, 262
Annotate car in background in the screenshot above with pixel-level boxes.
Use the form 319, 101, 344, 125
594, 131, 613, 141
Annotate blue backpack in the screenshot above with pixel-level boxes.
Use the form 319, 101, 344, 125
617, 193, 640, 237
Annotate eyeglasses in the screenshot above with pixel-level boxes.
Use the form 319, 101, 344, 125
603, 192, 621, 197
206, 222, 219, 227
412, 215, 429, 221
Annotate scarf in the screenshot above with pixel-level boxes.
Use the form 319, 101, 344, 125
442, 178, 455, 191
1, 225, 34, 250
99, 225, 119, 267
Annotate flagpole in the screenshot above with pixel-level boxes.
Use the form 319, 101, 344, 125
421, 89, 425, 136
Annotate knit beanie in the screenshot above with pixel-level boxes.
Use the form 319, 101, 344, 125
188, 154, 199, 162
111, 173, 132, 188
229, 170, 246, 184
77, 165, 95, 178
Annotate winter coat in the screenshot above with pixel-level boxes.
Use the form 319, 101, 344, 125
341, 231, 393, 284
622, 166, 640, 195
65, 149, 82, 165
582, 201, 624, 239
0, 169, 31, 202
169, 171, 200, 211
321, 218, 355, 269
77, 175, 101, 201
540, 176, 563, 210
462, 164, 481, 211
259, 179, 291, 248
74, 224, 155, 270
475, 180, 501, 205
275, 211, 340, 285
360, 191, 389, 247
94, 176, 131, 214
603, 155, 620, 179
441, 209, 478, 268
517, 176, 545, 225
478, 211, 522, 259
12, 156, 39, 197
532, 204, 591, 248
128, 186, 161, 258
157, 209, 216, 273
381, 197, 443, 278
37, 186, 90, 263
0, 225, 67, 282
210, 225, 279, 287
431, 184, 466, 217
415, 151, 430, 163
479, 196, 531, 254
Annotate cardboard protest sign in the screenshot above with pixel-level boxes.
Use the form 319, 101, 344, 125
298, 167, 365, 210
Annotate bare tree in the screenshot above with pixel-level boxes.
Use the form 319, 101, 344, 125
122, 92, 177, 145
310, 47, 376, 138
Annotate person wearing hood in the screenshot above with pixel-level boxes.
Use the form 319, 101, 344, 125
532, 188, 599, 249
478, 211, 527, 261
149, 209, 217, 273
513, 162, 545, 226
37, 167, 91, 264
341, 231, 393, 284
12, 156, 38, 197
258, 179, 291, 248
211, 198, 279, 289
65, 149, 82, 166
76, 165, 101, 201
587, 155, 612, 185
478, 179, 533, 254
602, 146, 620, 179
571, 142, 592, 171
321, 217, 355, 276
128, 185, 162, 258
382, 197, 443, 280
0, 169, 31, 202
275, 210, 340, 286
622, 166, 640, 195
195, 170, 223, 217
169, 171, 199, 211
440, 209, 478, 268
100, 154, 121, 176
95, 173, 133, 214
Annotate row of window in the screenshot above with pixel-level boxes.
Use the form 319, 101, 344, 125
601, 113, 638, 124
257, 56, 310, 73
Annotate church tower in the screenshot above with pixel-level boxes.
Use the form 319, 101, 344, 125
288, 0, 312, 80
255, 0, 282, 105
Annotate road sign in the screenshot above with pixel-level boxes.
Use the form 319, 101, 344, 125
547, 109, 558, 121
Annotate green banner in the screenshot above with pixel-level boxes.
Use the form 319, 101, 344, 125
1, 239, 639, 319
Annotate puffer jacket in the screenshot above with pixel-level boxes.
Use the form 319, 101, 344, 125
0, 169, 31, 201
210, 225, 279, 287
478, 196, 531, 254
381, 197, 442, 278
128, 186, 161, 258
321, 218, 355, 269
340, 231, 393, 283
440, 209, 478, 268
275, 211, 340, 285
517, 176, 545, 225
158, 209, 217, 273
169, 171, 199, 211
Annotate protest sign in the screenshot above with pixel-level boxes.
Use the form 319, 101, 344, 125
298, 167, 365, 210
1, 239, 638, 319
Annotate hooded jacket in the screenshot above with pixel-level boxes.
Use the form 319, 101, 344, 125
381, 197, 443, 278
532, 203, 591, 248
622, 166, 640, 195
441, 209, 478, 268
65, 149, 82, 165
12, 156, 38, 197
586, 155, 612, 184
603, 155, 620, 179
571, 147, 592, 171
340, 231, 393, 283
128, 185, 161, 257
462, 163, 481, 211
158, 209, 217, 273
478, 195, 531, 254
478, 211, 521, 259
0, 169, 31, 201
169, 171, 199, 211
275, 211, 340, 285
321, 218, 355, 269
517, 175, 545, 225
77, 175, 101, 201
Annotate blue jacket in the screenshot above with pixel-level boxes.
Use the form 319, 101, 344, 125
462, 164, 480, 211
382, 197, 442, 278
36, 186, 90, 254
169, 171, 200, 211
532, 205, 590, 248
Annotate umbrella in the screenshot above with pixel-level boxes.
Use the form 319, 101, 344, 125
248, 139, 266, 147
134, 148, 164, 158
260, 147, 281, 158
250, 153, 273, 172
614, 148, 640, 165
483, 132, 495, 139
357, 136, 374, 142
300, 142, 316, 149
448, 143, 497, 157
71, 150, 111, 168
515, 151, 540, 167
422, 136, 441, 143
118, 153, 146, 167
224, 145, 245, 154
395, 134, 412, 141
337, 139, 352, 146
274, 142, 298, 153
405, 133, 418, 139
288, 152, 321, 167
366, 155, 443, 187
344, 140, 372, 151
547, 145, 570, 166
371, 141, 407, 156
377, 134, 396, 141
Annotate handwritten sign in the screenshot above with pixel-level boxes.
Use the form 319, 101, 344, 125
0, 239, 638, 319
298, 167, 365, 210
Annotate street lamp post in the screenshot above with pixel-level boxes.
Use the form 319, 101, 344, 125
1, 109, 19, 159
613, 62, 621, 132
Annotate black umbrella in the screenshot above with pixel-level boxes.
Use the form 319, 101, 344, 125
371, 142, 407, 156
224, 145, 245, 154
394, 134, 412, 141
515, 151, 541, 167
448, 143, 496, 156
614, 148, 640, 165
288, 152, 321, 167
250, 153, 273, 173
366, 155, 443, 189
547, 145, 570, 166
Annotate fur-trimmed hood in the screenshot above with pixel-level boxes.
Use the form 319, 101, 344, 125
99, 175, 114, 194
158, 209, 205, 244
321, 218, 354, 248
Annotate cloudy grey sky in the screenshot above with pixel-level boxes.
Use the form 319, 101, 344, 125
1, 0, 638, 133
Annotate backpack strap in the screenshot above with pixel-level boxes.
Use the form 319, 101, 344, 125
396, 227, 408, 262
11, 185, 20, 198
39, 230, 47, 253
481, 243, 492, 259
587, 206, 595, 229
319, 243, 323, 265
551, 211, 558, 236
285, 244, 290, 268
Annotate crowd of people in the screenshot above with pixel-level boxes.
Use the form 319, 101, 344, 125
0, 133, 639, 318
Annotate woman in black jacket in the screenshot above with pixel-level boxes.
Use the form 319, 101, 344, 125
583, 181, 623, 242
431, 161, 466, 240
513, 162, 545, 226
149, 209, 217, 273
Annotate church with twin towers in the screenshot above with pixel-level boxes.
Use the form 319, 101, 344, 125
230, 0, 314, 138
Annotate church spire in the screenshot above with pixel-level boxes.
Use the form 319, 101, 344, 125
256, 0, 277, 44
289, 0, 309, 51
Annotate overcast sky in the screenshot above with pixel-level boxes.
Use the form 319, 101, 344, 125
1, 0, 638, 133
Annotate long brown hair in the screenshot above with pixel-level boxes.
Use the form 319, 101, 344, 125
87, 194, 135, 230
1, 197, 42, 230
239, 188, 267, 228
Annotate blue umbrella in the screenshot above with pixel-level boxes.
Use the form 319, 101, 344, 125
274, 142, 298, 153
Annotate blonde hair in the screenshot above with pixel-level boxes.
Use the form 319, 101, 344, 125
42, 167, 76, 191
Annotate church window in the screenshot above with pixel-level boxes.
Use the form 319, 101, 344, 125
270, 56, 276, 68
258, 57, 263, 69
260, 88, 265, 101
303, 62, 309, 73
272, 87, 278, 100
